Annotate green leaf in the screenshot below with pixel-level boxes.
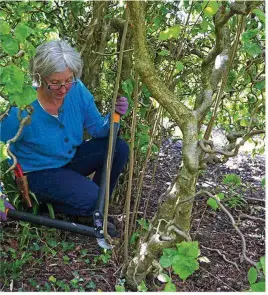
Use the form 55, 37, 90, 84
207, 197, 219, 211
137, 280, 148, 292
242, 29, 259, 42
248, 267, 258, 284
175, 61, 184, 73
261, 178, 265, 188
137, 218, 149, 230
9, 85, 37, 107
240, 118, 248, 127
203, 1, 219, 17
0, 198, 5, 213
0, 20, 11, 35
251, 282, 265, 292
130, 232, 140, 245
243, 42, 262, 57
252, 8, 265, 23
14, 23, 33, 41
254, 80, 265, 91
121, 79, 134, 99
200, 20, 209, 31
159, 25, 181, 41
176, 241, 200, 258
260, 256, 265, 273
217, 193, 225, 200
160, 248, 178, 268
115, 285, 125, 292
172, 256, 199, 281
48, 275, 57, 283
164, 281, 177, 292
1, 36, 19, 55
0, 141, 9, 163
158, 50, 170, 56
223, 174, 242, 186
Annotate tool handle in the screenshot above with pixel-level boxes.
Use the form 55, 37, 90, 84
95, 113, 120, 214
7, 209, 101, 238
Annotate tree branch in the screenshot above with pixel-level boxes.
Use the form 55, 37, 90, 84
198, 190, 256, 266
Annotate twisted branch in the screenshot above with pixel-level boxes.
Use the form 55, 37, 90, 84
199, 190, 256, 266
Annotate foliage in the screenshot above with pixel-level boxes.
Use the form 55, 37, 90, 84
247, 256, 265, 292
159, 241, 200, 281
0, 0, 265, 291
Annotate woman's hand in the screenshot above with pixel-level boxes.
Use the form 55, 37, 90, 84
115, 97, 128, 116
0, 197, 15, 221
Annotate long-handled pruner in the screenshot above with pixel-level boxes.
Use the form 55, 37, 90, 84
93, 112, 120, 249
6, 113, 121, 250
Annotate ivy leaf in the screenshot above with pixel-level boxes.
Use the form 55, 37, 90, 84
14, 22, 33, 41
159, 25, 181, 41
252, 8, 265, 23
1, 35, 19, 55
159, 248, 178, 268
248, 267, 258, 284
164, 281, 177, 292
250, 282, 265, 292
0, 20, 11, 34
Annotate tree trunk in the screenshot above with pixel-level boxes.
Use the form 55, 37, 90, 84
125, 1, 239, 289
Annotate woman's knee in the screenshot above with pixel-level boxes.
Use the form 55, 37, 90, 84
115, 138, 129, 161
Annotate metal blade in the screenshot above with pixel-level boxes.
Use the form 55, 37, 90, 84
96, 238, 113, 250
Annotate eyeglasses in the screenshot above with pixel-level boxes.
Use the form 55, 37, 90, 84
44, 79, 77, 91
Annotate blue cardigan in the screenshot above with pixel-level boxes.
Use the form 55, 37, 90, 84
0, 80, 111, 172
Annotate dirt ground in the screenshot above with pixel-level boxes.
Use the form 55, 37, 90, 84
0, 138, 265, 292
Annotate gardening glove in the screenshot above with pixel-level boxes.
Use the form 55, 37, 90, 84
0, 196, 15, 221
115, 96, 128, 116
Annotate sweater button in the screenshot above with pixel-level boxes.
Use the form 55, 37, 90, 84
60, 124, 64, 128
64, 137, 69, 143
68, 150, 73, 154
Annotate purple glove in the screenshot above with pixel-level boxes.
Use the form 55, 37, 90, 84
115, 96, 128, 116
0, 197, 15, 221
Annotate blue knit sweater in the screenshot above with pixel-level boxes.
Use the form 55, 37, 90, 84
0, 80, 111, 172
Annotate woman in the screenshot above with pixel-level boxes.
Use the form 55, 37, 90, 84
0, 40, 129, 220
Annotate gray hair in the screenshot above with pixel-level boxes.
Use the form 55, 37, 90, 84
29, 40, 83, 85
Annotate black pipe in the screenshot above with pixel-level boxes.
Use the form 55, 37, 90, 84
7, 210, 102, 238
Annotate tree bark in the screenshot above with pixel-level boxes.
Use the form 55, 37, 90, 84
125, 1, 237, 289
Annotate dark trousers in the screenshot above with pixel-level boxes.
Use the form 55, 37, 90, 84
27, 138, 129, 216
